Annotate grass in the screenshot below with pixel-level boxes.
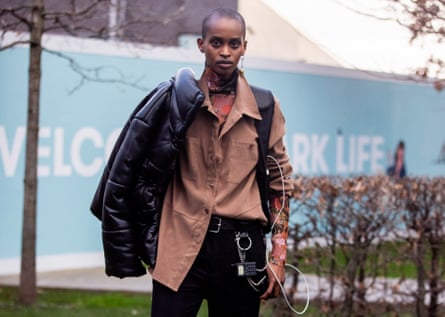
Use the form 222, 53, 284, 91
0, 286, 424, 316
0, 287, 298, 317
294, 240, 429, 279
0, 287, 208, 317
0, 287, 332, 317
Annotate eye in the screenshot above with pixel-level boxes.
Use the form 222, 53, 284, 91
210, 38, 222, 47
229, 39, 242, 49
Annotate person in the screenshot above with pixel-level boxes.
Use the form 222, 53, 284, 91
387, 140, 406, 179
91, 7, 294, 317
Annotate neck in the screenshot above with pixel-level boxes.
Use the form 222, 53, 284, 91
205, 68, 238, 94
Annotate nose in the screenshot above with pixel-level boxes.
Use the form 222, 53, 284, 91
220, 44, 230, 57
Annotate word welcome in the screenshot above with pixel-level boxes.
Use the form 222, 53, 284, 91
0, 126, 120, 177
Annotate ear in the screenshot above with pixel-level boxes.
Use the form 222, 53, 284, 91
197, 38, 204, 53
241, 40, 247, 55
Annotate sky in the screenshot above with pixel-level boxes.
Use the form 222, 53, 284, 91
262, 0, 442, 77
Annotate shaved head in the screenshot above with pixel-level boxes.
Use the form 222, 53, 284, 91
201, 8, 246, 39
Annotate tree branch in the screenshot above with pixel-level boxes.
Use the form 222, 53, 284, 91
0, 6, 33, 30
43, 48, 149, 94
43, 0, 106, 20
0, 29, 31, 50
0, 39, 31, 50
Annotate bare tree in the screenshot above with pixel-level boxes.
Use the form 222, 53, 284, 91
273, 176, 445, 316
336, 0, 445, 90
0, 0, 190, 305
399, 177, 445, 317
380, 0, 444, 90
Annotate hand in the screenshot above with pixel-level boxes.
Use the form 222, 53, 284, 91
260, 262, 285, 300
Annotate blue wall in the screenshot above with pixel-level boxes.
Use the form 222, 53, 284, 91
1, 48, 444, 261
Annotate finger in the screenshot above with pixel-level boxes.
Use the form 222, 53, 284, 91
260, 287, 273, 300
274, 284, 281, 297
260, 279, 276, 300
260, 290, 271, 300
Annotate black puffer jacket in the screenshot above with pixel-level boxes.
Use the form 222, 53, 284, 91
90, 68, 205, 277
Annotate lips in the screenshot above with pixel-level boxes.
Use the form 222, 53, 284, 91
217, 61, 233, 67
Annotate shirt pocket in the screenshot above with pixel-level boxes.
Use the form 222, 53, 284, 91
227, 139, 258, 184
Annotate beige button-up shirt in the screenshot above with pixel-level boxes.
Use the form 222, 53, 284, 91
152, 72, 293, 291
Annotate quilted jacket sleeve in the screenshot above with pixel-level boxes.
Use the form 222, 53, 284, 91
101, 84, 171, 278
90, 81, 171, 220
97, 68, 204, 278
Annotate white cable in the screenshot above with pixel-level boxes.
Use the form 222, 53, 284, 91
266, 155, 286, 229
267, 262, 311, 315
266, 155, 310, 315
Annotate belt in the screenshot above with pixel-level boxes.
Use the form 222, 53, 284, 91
208, 216, 261, 234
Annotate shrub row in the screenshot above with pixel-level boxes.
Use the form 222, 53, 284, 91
283, 176, 445, 317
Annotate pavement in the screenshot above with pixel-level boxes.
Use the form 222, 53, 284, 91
0, 267, 153, 293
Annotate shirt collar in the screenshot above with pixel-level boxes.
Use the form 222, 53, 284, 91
198, 70, 263, 121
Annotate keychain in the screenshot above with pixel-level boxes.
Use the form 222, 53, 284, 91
232, 232, 257, 277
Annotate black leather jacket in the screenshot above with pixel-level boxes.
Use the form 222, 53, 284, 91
90, 68, 205, 277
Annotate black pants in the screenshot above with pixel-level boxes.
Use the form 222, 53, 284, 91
151, 219, 268, 317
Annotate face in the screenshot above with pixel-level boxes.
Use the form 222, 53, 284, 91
197, 16, 247, 79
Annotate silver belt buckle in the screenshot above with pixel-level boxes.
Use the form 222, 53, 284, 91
209, 217, 222, 233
